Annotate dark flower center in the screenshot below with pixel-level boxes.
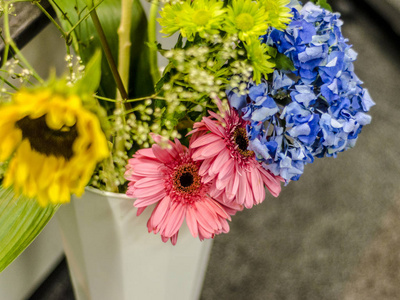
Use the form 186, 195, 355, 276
16, 115, 78, 160
172, 163, 201, 194
179, 172, 194, 187
233, 127, 254, 157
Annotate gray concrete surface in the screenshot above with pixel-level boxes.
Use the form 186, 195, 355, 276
362, 0, 400, 35
200, 1, 400, 299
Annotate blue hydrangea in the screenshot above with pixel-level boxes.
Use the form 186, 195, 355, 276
227, 2, 375, 183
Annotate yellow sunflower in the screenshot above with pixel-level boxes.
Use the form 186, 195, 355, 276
0, 88, 109, 206
260, 0, 293, 30
224, 0, 269, 43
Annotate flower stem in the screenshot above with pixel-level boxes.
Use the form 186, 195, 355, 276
117, 0, 134, 103
2, 3, 42, 83
148, 0, 161, 83
34, 2, 67, 39
89, 9, 128, 100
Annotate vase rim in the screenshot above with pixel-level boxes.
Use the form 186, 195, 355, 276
85, 186, 132, 200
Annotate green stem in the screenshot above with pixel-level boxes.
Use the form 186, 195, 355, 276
0, 76, 18, 91
103, 156, 119, 193
34, 2, 67, 38
66, 8, 94, 38
2, 3, 43, 83
89, 9, 128, 100
48, 0, 75, 28
148, 0, 161, 84
95, 92, 162, 103
117, 0, 134, 102
1, 43, 10, 69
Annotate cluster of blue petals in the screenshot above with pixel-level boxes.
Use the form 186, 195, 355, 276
227, 2, 375, 183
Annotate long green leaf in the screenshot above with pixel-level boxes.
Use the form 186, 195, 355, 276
49, 0, 154, 101
0, 186, 59, 273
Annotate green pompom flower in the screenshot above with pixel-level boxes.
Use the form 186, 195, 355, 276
180, 0, 226, 41
260, 0, 293, 30
159, 0, 226, 41
244, 40, 275, 84
224, 0, 269, 43
158, 1, 187, 37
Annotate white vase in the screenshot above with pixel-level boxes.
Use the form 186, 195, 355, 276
56, 187, 213, 300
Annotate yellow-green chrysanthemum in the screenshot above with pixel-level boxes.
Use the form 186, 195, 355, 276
0, 89, 109, 206
224, 0, 269, 43
244, 39, 275, 84
260, 0, 293, 30
179, 0, 226, 41
158, 2, 187, 37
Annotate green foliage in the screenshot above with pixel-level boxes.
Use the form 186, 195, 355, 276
49, 0, 154, 100
0, 187, 59, 273
267, 47, 296, 72
309, 0, 332, 11
74, 49, 102, 95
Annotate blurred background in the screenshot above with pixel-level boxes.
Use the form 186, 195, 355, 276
1, 0, 400, 299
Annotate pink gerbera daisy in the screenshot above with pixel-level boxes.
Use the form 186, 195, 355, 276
125, 134, 239, 245
190, 105, 282, 209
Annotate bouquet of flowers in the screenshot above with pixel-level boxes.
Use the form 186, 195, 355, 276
0, 0, 374, 271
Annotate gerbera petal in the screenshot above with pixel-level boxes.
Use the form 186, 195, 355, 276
250, 166, 264, 203
203, 196, 230, 220
129, 163, 163, 176
208, 110, 225, 123
237, 172, 247, 205
197, 139, 226, 159
219, 218, 230, 233
209, 148, 231, 176
135, 148, 157, 159
170, 232, 179, 246
134, 183, 165, 199
134, 192, 166, 208
216, 174, 230, 191
186, 207, 199, 238
217, 159, 235, 182
149, 195, 171, 228
190, 133, 222, 149
136, 207, 146, 216
173, 138, 185, 155
224, 170, 240, 200
134, 177, 164, 188
198, 226, 213, 241
193, 201, 217, 233
259, 166, 282, 197
163, 202, 186, 237
202, 117, 224, 137
198, 157, 214, 176
152, 144, 175, 163
244, 173, 255, 209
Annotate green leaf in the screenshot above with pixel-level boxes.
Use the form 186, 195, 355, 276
0, 187, 59, 273
274, 53, 296, 72
74, 49, 102, 95
266, 46, 295, 72
85, 0, 102, 9
311, 0, 332, 11
267, 46, 278, 58
49, 0, 154, 100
